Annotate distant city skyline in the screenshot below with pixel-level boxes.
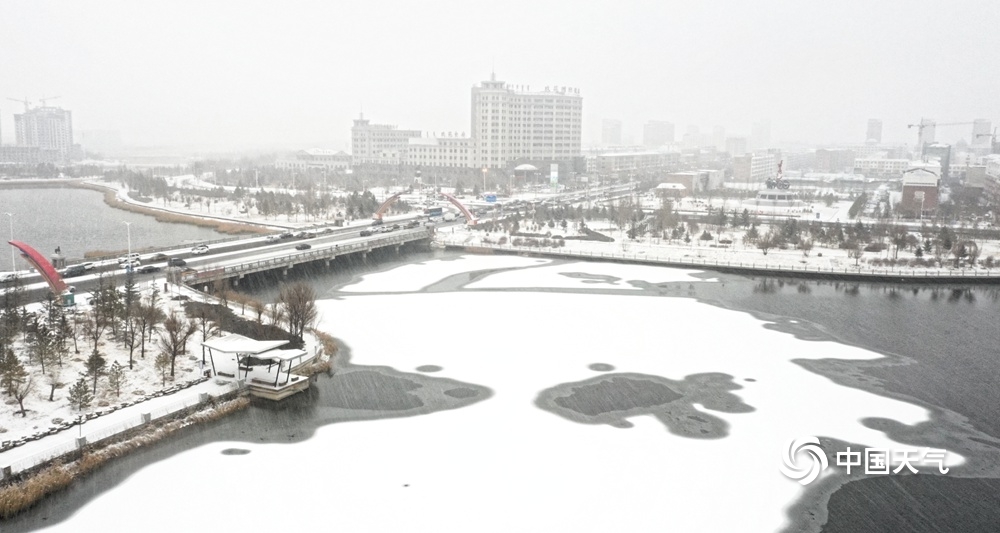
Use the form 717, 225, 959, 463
2, 1, 999, 152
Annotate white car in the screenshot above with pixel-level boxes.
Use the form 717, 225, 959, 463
117, 252, 141, 264
120, 259, 141, 269
0, 272, 17, 283
191, 245, 210, 255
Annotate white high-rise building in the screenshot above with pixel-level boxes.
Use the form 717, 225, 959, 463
601, 119, 622, 145
751, 120, 771, 151
643, 120, 674, 147
866, 119, 882, 143
918, 118, 936, 148
350, 115, 422, 166
14, 106, 73, 159
471, 74, 582, 169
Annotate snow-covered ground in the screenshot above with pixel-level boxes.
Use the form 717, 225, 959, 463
34, 256, 963, 533
449, 219, 1000, 274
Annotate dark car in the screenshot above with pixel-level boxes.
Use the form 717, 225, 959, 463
63, 265, 88, 278
360, 230, 373, 237
167, 258, 187, 267
138, 265, 162, 274
295, 243, 312, 250
371, 219, 384, 226
405, 220, 421, 229
151, 253, 169, 261
279, 232, 294, 239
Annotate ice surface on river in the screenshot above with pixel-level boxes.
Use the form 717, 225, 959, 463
40, 258, 961, 533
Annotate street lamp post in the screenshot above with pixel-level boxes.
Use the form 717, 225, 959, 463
4, 213, 13, 274
124, 222, 133, 273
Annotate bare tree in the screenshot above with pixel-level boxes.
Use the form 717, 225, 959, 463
249, 298, 267, 324
847, 240, 865, 266
11, 375, 34, 417
278, 282, 318, 340
158, 311, 198, 379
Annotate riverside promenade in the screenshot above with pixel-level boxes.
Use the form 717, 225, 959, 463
439, 238, 1000, 284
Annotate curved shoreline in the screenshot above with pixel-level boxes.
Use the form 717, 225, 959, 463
447, 244, 1000, 284
72, 182, 273, 236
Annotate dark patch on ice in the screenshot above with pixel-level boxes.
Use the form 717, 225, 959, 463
444, 388, 478, 399
220, 448, 251, 456
588, 363, 615, 372
559, 272, 621, 285
745, 378, 756, 382
325, 371, 424, 411
416, 365, 442, 373
536, 372, 753, 439
0, 337, 493, 533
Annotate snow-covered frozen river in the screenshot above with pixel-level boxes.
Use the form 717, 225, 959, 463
12, 252, 1000, 532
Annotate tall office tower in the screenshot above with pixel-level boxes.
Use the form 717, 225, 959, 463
918, 118, 936, 148
725, 136, 748, 156
601, 119, 622, 146
643, 120, 674, 147
712, 125, 726, 150
751, 119, 771, 151
14, 105, 73, 158
471, 74, 583, 169
866, 119, 883, 143
973, 119, 992, 146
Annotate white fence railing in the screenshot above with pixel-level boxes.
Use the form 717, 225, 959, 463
0, 381, 243, 481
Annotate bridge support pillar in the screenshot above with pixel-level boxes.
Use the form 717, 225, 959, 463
282, 268, 289, 278
361, 251, 368, 262
324, 259, 331, 268
394, 244, 401, 254
232, 277, 240, 287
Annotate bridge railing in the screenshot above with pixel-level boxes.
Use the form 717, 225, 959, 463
438, 239, 999, 280
187, 228, 433, 282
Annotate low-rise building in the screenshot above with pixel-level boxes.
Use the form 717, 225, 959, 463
275, 149, 352, 172
900, 169, 940, 216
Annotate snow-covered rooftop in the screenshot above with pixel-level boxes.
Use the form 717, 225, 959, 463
202, 334, 290, 354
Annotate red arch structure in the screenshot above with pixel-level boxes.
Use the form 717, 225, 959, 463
372, 192, 404, 221
8, 240, 68, 294
372, 192, 478, 225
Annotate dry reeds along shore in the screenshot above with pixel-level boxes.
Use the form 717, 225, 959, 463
0, 396, 250, 520
74, 182, 272, 236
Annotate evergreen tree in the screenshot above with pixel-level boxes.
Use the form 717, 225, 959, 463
68, 377, 93, 411
107, 360, 128, 397
85, 349, 107, 394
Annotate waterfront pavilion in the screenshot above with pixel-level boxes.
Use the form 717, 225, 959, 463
201, 334, 312, 400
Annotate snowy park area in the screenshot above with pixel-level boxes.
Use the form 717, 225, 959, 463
30, 255, 964, 532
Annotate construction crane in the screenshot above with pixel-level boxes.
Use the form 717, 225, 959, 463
38, 96, 60, 107
906, 119, 975, 147
6, 97, 31, 112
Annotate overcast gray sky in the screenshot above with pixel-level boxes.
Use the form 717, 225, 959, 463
2, 0, 998, 150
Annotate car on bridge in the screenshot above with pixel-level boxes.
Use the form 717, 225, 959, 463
138, 265, 161, 274
118, 252, 141, 264
63, 265, 88, 278
1, 272, 19, 283
120, 259, 141, 269
405, 220, 421, 229
360, 230, 373, 237
295, 243, 312, 250
151, 253, 170, 261
191, 245, 210, 255
168, 258, 187, 267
